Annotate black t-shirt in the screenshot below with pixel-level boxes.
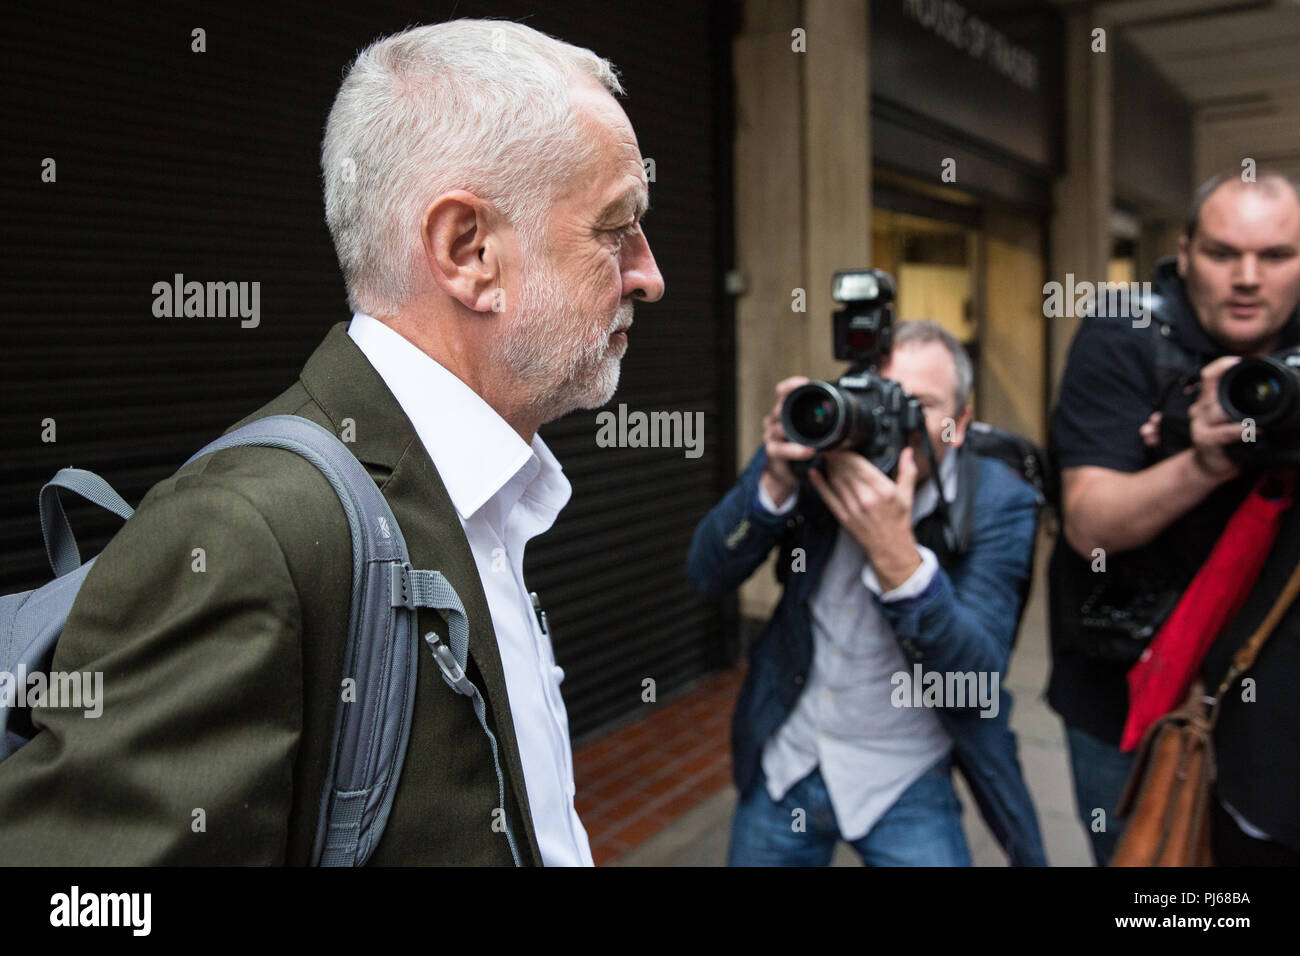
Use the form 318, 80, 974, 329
1051, 312, 1162, 475
1045, 296, 1256, 743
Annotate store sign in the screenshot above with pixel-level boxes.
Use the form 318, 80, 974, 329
901, 0, 1038, 92
872, 0, 1061, 171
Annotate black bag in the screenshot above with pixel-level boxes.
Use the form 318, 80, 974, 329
964, 420, 1054, 513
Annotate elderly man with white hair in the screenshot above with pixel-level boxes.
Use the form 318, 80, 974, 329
0, 19, 663, 865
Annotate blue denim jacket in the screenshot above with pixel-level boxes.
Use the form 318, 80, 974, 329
686, 445, 1048, 866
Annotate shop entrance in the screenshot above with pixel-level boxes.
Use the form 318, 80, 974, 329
873, 175, 1048, 443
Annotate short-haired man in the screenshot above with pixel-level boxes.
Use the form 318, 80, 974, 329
688, 320, 1046, 866
0, 20, 663, 864
1047, 171, 1300, 865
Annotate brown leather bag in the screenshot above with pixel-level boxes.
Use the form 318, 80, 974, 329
1110, 682, 1215, 866
1110, 559, 1300, 867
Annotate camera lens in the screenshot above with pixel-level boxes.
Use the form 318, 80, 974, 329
791, 395, 837, 438
1230, 373, 1281, 416
782, 383, 847, 448
1220, 357, 1300, 429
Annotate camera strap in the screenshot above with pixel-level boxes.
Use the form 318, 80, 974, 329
914, 431, 988, 572
920, 429, 961, 554
921, 428, 960, 555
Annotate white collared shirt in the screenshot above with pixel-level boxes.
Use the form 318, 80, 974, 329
348, 312, 593, 867
757, 449, 959, 841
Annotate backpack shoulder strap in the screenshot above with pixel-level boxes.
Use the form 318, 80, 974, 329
39, 468, 135, 578
185, 414, 421, 866
187, 415, 522, 867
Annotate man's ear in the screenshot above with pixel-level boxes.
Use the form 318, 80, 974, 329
948, 403, 973, 449
420, 190, 506, 313
1177, 233, 1190, 278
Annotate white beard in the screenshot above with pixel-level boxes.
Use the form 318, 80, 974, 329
498, 256, 632, 424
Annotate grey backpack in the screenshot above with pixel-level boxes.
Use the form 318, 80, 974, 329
0, 414, 520, 866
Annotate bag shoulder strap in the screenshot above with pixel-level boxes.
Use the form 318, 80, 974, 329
187, 414, 521, 866
1210, 555, 1300, 723
185, 415, 419, 865
39, 468, 135, 578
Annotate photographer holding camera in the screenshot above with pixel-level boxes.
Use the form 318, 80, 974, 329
687, 288, 1047, 866
1048, 170, 1300, 866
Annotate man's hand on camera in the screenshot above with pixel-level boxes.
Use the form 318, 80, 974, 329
809, 447, 922, 592
760, 376, 816, 508
1190, 355, 1246, 481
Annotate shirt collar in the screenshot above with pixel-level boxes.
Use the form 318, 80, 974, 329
347, 312, 571, 522
912, 441, 959, 523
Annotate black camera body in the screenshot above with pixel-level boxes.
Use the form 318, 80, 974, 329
780, 269, 926, 477
1218, 345, 1300, 467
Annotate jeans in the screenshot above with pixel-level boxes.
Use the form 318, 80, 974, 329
728, 756, 972, 866
1065, 725, 1135, 866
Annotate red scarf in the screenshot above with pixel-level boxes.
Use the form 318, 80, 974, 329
1121, 469, 1296, 752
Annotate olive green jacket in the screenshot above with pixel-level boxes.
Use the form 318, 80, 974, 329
0, 323, 544, 865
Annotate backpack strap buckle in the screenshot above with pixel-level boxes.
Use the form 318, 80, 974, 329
390, 561, 413, 608
424, 633, 474, 696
